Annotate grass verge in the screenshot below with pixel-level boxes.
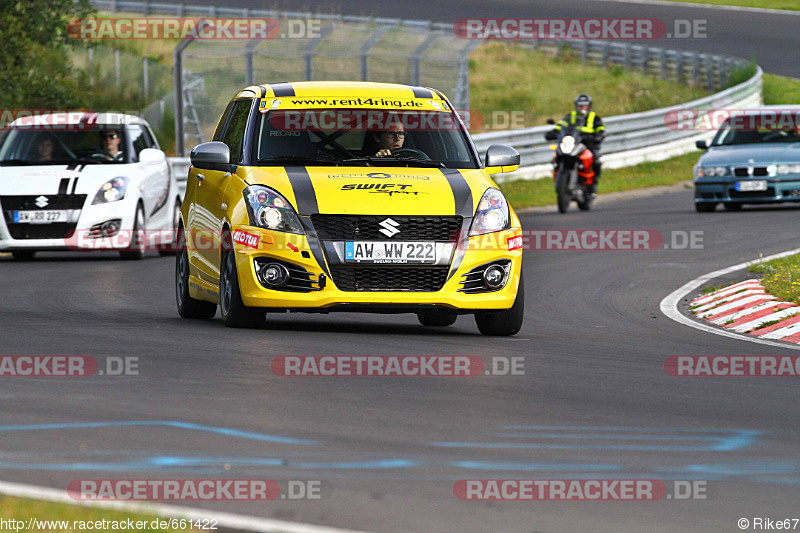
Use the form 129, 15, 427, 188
655, 0, 800, 11
762, 73, 800, 105
499, 151, 698, 209
0, 495, 200, 532
748, 254, 800, 305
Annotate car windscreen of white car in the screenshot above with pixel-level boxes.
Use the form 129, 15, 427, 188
0, 128, 130, 166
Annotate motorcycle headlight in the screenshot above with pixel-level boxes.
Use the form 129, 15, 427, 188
92, 176, 128, 204
243, 185, 304, 234
559, 135, 575, 154
469, 188, 510, 236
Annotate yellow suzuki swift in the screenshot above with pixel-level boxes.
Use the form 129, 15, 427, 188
176, 81, 524, 335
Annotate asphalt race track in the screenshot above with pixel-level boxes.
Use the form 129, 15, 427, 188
167, 0, 800, 77
2, 189, 800, 532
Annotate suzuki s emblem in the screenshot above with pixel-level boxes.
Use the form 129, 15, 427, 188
35, 196, 49, 208
378, 218, 400, 238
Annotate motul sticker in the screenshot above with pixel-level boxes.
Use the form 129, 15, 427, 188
507, 235, 523, 251
233, 229, 259, 249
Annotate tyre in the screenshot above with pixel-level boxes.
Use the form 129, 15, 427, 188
176, 248, 217, 319
120, 204, 146, 260
475, 270, 525, 336
11, 251, 35, 261
159, 199, 182, 256
556, 170, 571, 214
723, 202, 743, 211
417, 311, 458, 327
695, 202, 717, 213
577, 185, 593, 211
220, 249, 266, 328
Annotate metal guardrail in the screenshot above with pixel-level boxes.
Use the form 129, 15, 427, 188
472, 67, 763, 178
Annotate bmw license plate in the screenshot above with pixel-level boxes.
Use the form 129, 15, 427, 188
345, 241, 436, 264
13, 210, 68, 224
735, 180, 767, 192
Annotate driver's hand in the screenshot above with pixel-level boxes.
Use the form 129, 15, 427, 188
375, 149, 392, 157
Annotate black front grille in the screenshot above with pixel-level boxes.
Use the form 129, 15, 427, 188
730, 188, 775, 199
1, 195, 86, 240
733, 167, 768, 177
330, 266, 449, 292
311, 215, 462, 241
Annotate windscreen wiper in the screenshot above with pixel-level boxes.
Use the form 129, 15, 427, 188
0, 159, 34, 166
258, 156, 339, 166
339, 156, 445, 168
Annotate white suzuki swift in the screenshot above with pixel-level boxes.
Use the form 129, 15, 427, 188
0, 113, 180, 260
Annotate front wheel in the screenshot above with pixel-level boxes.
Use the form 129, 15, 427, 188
475, 270, 525, 336
220, 250, 266, 328
556, 169, 571, 214
159, 199, 182, 256
120, 205, 146, 260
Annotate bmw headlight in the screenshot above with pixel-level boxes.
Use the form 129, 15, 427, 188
92, 176, 128, 204
559, 135, 575, 154
469, 188, 510, 236
777, 164, 800, 175
243, 185, 304, 234
695, 166, 728, 178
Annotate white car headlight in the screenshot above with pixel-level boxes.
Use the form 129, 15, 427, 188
469, 188, 510, 236
243, 185, 304, 234
92, 176, 128, 204
777, 164, 800, 175
695, 166, 727, 178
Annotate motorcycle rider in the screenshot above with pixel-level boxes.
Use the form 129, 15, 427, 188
545, 94, 606, 194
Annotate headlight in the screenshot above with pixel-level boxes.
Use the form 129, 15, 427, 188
695, 166, 727, 178
243, 185, 304, 234
559, 135, 575, 154
777, 164, 800, 175
92, 177, 128, 204
469, 188, 510, 236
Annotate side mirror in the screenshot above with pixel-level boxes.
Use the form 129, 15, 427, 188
485, 144, 520, 175
139, 148, 166, 165
190, 141, 231, 171
695, 140, 708, 150
546, 118, 555, 125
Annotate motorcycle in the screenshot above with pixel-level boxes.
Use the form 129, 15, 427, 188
545, 122, 596, 214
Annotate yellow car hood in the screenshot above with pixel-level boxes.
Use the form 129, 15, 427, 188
244, 166, 492, 216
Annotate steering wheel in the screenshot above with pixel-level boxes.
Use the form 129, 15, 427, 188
90, 153, 112, 161
762, 131, 788, 142
391, 148, 430, 160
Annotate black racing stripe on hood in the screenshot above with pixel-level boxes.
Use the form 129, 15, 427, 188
271, 83, 295, 97
300, 217, 331, 280
411, 87, 433, 99
440, 168, 473, 217
285, 167, 318, 215
58, 178, 69, 195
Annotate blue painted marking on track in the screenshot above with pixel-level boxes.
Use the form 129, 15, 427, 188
431, 426, 764, 452
0, 421, 317, 445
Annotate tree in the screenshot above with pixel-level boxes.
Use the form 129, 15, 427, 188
0, 0, 94, 109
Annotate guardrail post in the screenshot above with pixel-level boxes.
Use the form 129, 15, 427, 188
580, 40, 588, 63
692, 52, 700, 86
640, 45, 648, 72
660, 48, 667, 79
88, 48, 94, 85
675, 53, 683, 84
143, 1, 149, 16
143, 57, 149, 100
114, 49, 120, 89
705, 55, 714, 91
177, 3, 184, 17
455, 40, 481, 112
602, 41, 610, 66
244, 38, 261, 87
623, 43, 631, 69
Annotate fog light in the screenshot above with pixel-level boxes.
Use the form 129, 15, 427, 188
483, 265, 506, 288
261, 263, 289, 287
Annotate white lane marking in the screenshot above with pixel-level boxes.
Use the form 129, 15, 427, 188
760, 321, 800, 340
732, 308, 800, 333
697, 295, 777, 319
710, 301, 793, 325
690, 279, 761, 306
0, 480, 372, 533
692, 289, 768, 313
659, 247, 800, 351
594, 0, 800, 16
